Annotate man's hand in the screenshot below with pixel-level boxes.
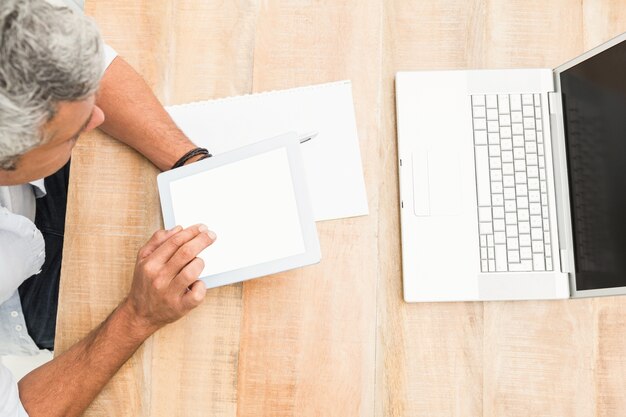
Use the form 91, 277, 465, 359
124, 224, 216, 332
19, 224, 217, 417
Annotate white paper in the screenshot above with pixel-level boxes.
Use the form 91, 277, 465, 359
166, 80, 369, 221
169, 148, 306, 276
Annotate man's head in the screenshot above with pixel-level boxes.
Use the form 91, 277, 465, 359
0, 0, 105, 185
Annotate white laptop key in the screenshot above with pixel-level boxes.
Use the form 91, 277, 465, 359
533, 254, 545, 271
473, 106, 486, 118
529, 202, 542, 215
523, 117, 535, 129
474, 146, 491, 206
473, 95, 486, 106
474, 130, 487, 145
479, 207, 492, 221
529, 191, 541, 203
505, 212, 517, 225
519, 234, 531, 247
524, 129, 536, 140
498, 96, 510, 113
489, 144, 500, 155
495, 245, 507, 271
519, 221, 530, 234
518, 208, 529, 221
510, 95, 522, 111
509, 260, 533, 272
530, 215, 543, 228
517, 196, 529, 207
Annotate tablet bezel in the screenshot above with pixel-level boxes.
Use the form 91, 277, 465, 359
157, 132, 321, 289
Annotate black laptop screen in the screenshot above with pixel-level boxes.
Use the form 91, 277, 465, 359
560, 39, 626, 291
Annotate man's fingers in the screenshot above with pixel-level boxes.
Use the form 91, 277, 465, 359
165, 232, 215, 278
172, 257, 205, 293
149, 224, 214, 265
182, 279, 207, 309
137, 226, 182, 259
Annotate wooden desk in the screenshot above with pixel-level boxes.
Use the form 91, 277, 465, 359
56, 1, 626, 416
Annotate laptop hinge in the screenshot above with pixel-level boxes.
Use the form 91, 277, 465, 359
548, 92, 559, 116
545, 91, 576, 277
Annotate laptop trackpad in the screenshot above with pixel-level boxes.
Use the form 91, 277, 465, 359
412, 149, 462, 216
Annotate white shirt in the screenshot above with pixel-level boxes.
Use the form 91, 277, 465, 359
0, 9, 118, 416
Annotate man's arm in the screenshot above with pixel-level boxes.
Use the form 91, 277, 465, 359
96, 57, 203, 171
18, 225, 214, 417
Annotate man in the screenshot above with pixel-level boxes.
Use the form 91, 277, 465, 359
0, 1, 216, 415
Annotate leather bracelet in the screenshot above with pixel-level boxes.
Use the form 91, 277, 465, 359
171, 147, 211, 169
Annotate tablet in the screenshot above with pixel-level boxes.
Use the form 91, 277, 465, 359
157, 132, 321, 289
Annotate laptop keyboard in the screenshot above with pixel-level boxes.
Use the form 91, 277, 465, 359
471, 94, 553, 272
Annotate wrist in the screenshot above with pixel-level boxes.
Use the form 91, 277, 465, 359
116, 298, 161, 339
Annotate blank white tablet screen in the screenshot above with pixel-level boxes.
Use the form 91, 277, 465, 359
169, 147, 306, 277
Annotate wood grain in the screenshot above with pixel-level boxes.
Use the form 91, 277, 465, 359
377, 2, 487, 416
236, 2, 381, 416
55, 1, 626, 416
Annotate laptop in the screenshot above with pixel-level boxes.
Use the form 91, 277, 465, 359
396, 32, 626, 302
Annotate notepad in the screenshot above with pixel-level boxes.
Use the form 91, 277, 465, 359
166, 80, 368, 222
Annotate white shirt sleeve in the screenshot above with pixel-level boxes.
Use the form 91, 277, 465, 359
103, 44, 118, 70
0, 208, 45, 305
0, 364, 29, 417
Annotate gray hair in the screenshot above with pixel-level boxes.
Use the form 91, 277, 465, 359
0, 0, 104, 170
